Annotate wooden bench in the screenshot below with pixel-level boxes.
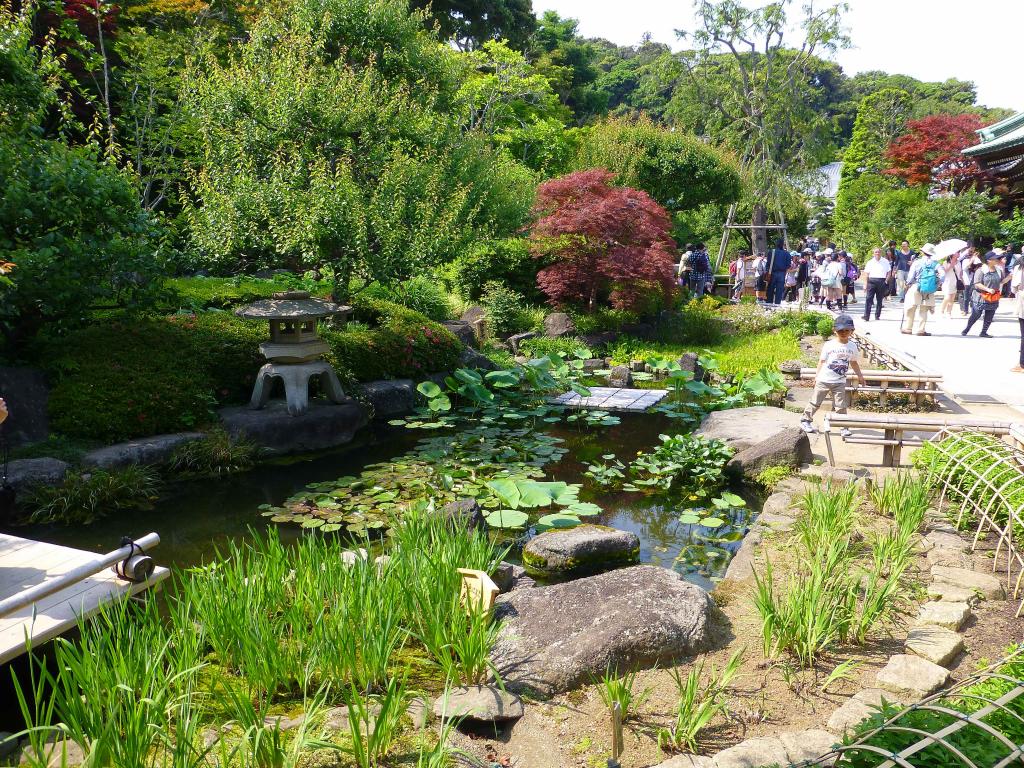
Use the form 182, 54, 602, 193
799, 368, 944, 407
823, 413, 1013, 467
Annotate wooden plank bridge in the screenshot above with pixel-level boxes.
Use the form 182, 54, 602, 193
0, 532, 168, 664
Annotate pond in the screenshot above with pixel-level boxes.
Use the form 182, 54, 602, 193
20, 412, 762, 590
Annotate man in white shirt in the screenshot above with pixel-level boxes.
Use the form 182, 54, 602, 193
861, 247, 892, 321
902, 243, 940, 336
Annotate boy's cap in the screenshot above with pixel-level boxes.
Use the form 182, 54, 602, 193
834, 314, 855, 331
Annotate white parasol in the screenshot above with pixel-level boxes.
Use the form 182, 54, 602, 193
934, 238, 969, 260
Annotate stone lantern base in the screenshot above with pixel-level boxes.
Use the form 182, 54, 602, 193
249, 361, 346, 416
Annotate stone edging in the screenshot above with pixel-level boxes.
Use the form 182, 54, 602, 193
689, 464, 1009, 768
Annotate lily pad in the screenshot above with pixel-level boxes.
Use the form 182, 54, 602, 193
485, 509, 529, 529
567, 502, 602, 516
536, 512, 582, 529
678, 513, 701, 525
699, 516, 726, 528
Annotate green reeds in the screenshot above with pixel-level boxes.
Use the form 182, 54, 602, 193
657, 650, 743, 753
869, 471, 931, 526
12, 500, 509, 767
594, 666, 652, 722
755, 481, 912, 667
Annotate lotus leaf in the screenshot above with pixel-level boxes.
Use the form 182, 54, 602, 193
535, 512, 581, 529
485, 509, 529, 529
567, 502, 602, 516
678, 513, 701, 525
699, 516, 725, 528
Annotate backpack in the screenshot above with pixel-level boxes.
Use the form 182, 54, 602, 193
692, 251, 710, 274
847, 263, 859, 281
917, 260, 939, 294
729, 259, 738, 277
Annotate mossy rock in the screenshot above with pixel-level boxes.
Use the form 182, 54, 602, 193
522, 524, 640, 578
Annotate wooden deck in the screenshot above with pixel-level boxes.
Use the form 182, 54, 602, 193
0, 533, 168, 664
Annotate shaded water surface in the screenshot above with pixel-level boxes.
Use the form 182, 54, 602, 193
17, 413, 760, 588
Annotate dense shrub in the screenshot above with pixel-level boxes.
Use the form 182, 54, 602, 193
163, 275, 329, 311
479, 281, 536, 338
360, 276, 453, 322
519, 336, 591, 359
571, 307, 640, 335
656, 297, 725, 346
324, 298, 462, 381
816, 316, 835, 337
443, 238, 540, 301
42, 312, 263, 441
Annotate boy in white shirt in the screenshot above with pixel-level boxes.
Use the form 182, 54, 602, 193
800, 314, 866, 436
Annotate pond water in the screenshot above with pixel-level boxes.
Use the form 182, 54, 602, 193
17, 413, 761, 590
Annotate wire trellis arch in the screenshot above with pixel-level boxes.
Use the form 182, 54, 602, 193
794, 428, 1024, 767
921, 428, 1024, 617
798, 648, 1024, 767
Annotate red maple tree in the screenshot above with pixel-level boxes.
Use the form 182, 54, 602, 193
529, 169, 678, 312
884, 113, 989, 190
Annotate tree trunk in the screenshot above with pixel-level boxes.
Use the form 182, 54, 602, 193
751, 204, 768, 256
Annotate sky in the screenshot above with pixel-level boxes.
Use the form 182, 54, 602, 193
532, 0, 1023, 112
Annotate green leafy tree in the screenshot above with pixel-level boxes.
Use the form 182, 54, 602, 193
833, 88, 912, 248
840, 88, 912, 180
528, 11, 608, 123
0, 8, 163, 347
673, 0, 849, 254
907, 189, 1000, 245
573, 116, 743, 213
409, 0, 535, 51
184, 0, 535, 298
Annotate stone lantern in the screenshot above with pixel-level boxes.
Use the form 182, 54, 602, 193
236, 291, 352, 416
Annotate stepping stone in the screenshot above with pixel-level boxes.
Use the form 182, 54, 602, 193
432, 685, 524, 722
917, 601, 971, 631
779, 730, 838, 764
931, 566, 1005, 600
757, 512, 796, 531
926, 548, 973, 568
905, 626, 965, 667
921, 531, 969, 552
654, 756, 715, 768
710, 736, 790, 768
761, 492, 794, 517
927, 582, 979, 604
876, 654, 949, 700
826, 689, 903, 736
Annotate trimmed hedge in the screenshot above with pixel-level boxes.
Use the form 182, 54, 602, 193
42, 299, 462, 441
43, 313, 264, 442
324, 296, 462, 381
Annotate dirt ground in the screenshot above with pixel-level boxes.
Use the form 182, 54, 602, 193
450, 492, 1024, 768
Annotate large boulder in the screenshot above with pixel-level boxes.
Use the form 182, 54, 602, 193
460, 306, 487, 342
82, 433, 206, 470
432, 685, 523, 723
440, 498, 485, 532
677, 352, 704, 383
458, 347, 498, 371
219, 400, 368, 456
5, 458, 68, 491
522, 524, 639, 577
507, 332, 536, 353
0, 367, 49, 446
543, 312, 575, 338
725, 427, 813, 480
695, 406, 805, 453
441, 320, 476, 349
361, 380, 416, 419
490, 565, 715, 696
608, 365, 633, 388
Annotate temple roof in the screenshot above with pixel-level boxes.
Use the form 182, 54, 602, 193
964, 112, 1024, 158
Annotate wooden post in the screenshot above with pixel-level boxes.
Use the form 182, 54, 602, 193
611, 701, 624, 763
882, 429, 896, 467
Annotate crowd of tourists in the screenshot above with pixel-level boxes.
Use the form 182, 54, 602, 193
706, 237, 1024, 375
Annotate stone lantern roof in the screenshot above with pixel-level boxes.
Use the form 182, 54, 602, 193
235, 290, 346, 321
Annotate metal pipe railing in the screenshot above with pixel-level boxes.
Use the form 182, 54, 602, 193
0, 532, 161, 618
